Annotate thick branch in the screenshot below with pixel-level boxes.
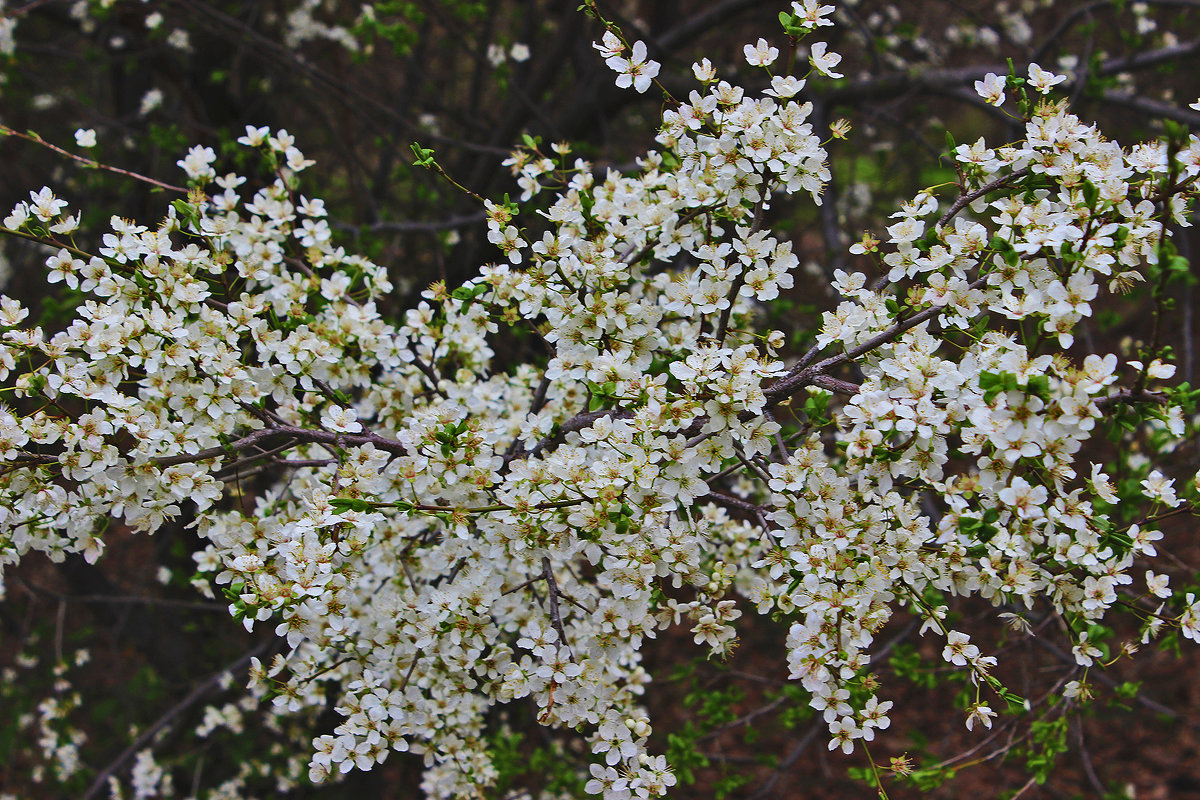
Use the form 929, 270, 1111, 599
824, 37, 1200, 105
8, 423, 407, 474
152, 424, 407, 468
1095, 388, 1170, 410
765, 278, 987, 405
938, 169, 1027, 230
521, 407, 636, 462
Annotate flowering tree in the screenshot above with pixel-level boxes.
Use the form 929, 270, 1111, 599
3, 1, 1200, 798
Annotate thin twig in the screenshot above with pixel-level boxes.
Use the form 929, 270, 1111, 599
746, 721, 822, 800
1094, 388, 1170, 410
696, 694, 786, 743
1073, 717, 1107, 798
502, 574, 545, 596
16, 578, 225, 612
763, 409, 789, 463
82, 641, 272, 800
0, 124, 188, 194
704, 490, 772, 519
361, 212, 486, 233
1030, 636, 1193, 725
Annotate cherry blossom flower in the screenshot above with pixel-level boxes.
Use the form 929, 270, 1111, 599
793, 0, 835, 28
28, 186, 67, 221
1072, 633, 1103, 666
1027, 63, 1067, 93
1146, 571, 1172, 599
943, 631, 980, 667
974, 72, 1006, 106
176, 145, 217, 181
965, 704, 996, 730
765, 75, 805, 98
744, 37, 779, 67
809, 41, 843, 78
605, 40, 660, 93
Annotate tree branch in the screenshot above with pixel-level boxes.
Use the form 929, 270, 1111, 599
82, 640, 273, 800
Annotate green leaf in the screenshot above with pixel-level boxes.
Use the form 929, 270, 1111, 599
1027, 374, 1051, 401
1000, 689, 1029, 711
979, 371, 1005, 404
451, 283, 489, 302
410, 142, 437, 168
330, 497, 377, 512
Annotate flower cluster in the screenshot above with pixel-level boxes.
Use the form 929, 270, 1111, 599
2, 5, 1200, 799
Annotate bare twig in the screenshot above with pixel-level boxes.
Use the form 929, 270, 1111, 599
0, 124, 188, 194
696, 694, 786, 744
1094, 388, 1170, 410
502, 574, 545, 596
82, 641, 272, 800
1030, 636, 1194, 725
157, 423, 408, 468
360, 212, 487, 233
16, 578, 225, 612
746, 721, 822, 800
1073, 717, 1108, 798
1098, 91, 1200, 127
704, 490, 772, 519
763, 409, 789, 462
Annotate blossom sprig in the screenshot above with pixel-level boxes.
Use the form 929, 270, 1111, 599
0, 123, 188, 194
